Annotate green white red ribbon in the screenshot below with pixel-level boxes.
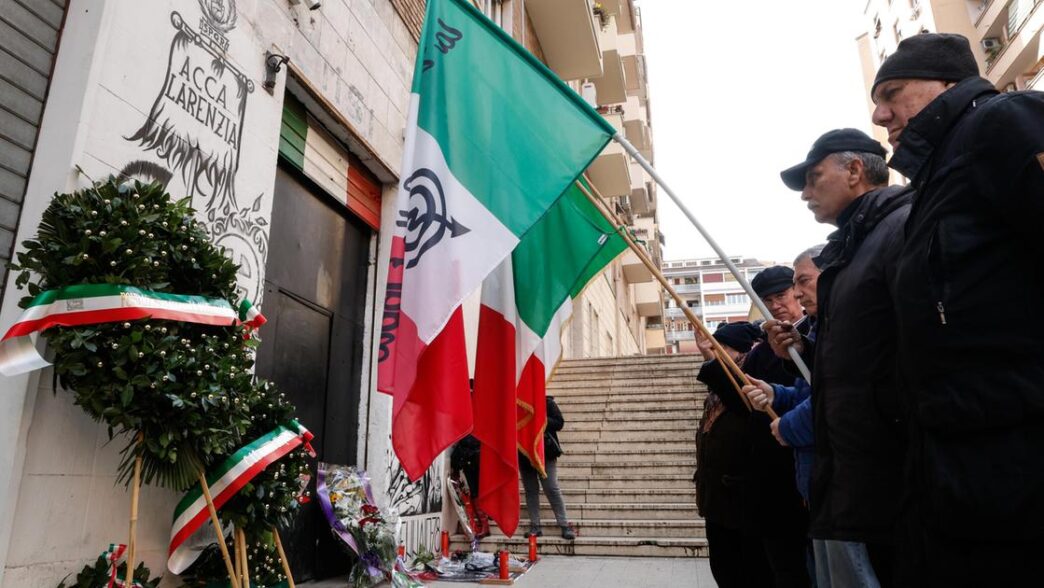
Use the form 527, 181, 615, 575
0, 284, 265, 376
167, 420, 315, 574
98, 543, 143, 588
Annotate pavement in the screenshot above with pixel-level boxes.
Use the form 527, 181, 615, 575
303, 556, 717, 587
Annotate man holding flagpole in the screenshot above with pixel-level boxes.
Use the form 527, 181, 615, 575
871, 33, 1044, 585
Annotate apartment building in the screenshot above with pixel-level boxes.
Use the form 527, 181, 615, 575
856, 0, 1044, 131
526, 0, 667, 359
660, 256, 770, 354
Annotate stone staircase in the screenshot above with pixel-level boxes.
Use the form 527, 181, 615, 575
453, 353, 709, 558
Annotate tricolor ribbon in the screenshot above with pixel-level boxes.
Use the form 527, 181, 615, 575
98, 543, 144, 588
167, 420, 314, 574
0, 284, 265, 376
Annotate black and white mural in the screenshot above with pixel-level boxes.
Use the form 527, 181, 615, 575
114, 0, 270, 305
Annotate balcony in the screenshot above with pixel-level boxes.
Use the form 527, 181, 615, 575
526, 0, 603, 81
624, 118, 651, 154
645, 327, 666, 352
623, 54, 647, 100
665, 330, 696, 343
665, 306, 701, 319
593, 49, 628, 105
635, 281, 662, 317
1031, 65, 1044, 88
673, 283, 701, 295
621, 249, 653, 283
986, 0, 1044, 86
586, 113, 632, 197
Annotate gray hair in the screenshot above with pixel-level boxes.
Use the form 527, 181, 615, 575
794, 244, 827, 267
831, 151, 889, 186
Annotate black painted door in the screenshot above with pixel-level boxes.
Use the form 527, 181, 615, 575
255, 162, 371, 581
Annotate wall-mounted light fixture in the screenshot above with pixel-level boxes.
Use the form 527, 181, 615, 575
264, 52, 290, 93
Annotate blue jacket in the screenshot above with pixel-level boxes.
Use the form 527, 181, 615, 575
773, 378, 814, 503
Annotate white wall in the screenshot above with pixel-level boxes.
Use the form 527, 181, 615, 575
0, 0, 422, 584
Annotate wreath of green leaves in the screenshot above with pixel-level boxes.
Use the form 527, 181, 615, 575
11, 178, 312, 581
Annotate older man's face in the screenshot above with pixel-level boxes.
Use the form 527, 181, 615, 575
801, 156, 856, 225
871, 79, 952, 151
762, 287, 803, 323
792, 257, 821, 317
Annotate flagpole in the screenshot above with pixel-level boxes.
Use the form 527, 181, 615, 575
611, 133, 814, 385
575, 178, 772, 418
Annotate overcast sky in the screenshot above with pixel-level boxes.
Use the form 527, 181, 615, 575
639, 0, 872, 264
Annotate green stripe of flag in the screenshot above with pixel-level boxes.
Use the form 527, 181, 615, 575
278, 94, 308, 170
413, 0, 615, 237
25, 284, 233, 309
512, 182, 627, 336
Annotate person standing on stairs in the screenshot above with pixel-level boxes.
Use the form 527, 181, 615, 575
520, 395, 576, 540
695, 308, 811, 588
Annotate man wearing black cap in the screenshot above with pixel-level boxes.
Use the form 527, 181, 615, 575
777, 128, 913, 587
693, 270, 811, 588
871, 33, 1044, 585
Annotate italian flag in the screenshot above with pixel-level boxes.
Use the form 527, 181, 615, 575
473, 182, 627, 536
377, 0, 615, 480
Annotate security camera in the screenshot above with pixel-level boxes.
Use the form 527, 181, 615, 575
289, 0, 321, 10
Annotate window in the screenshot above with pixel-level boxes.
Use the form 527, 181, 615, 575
726, 293, 749, 305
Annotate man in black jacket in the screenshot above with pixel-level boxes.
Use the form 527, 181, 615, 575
779, 128, 912, 587
694, 271, 811, 588
871, 33, 1044, 585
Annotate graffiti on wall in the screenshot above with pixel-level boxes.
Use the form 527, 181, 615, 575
387, 452, 444, 553
120, 0, 268, 304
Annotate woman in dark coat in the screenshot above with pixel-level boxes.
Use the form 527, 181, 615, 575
519, 395, 575, 539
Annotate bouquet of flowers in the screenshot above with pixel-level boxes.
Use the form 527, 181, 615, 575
317, 463, 404, 588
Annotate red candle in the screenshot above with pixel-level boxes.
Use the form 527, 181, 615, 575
528, 533, 538, 562
441, 531, 450, 558
397, 544, 406, 559
499, 549, 509, 579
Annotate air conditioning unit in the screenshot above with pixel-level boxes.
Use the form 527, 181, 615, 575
581, 82, 597, 107
982, 37, 1002, 51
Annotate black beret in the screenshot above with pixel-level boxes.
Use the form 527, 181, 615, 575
872, 33, 979, 95
780, 129, 887, 191
750, 266, 794, 298
713, 322, 762, 354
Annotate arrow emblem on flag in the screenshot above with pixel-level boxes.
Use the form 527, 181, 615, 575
397, 167, 470, 269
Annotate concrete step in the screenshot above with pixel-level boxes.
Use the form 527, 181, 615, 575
551, 370, 699, 383
559, 429, 694, 443
548, 377, 700, 391
555, 391, 699, 405
450, 535, 708, 558
531, 502, 700, 521
557, 473, 695, 490
523, 487, 696, 504
557, 354, 701, 369
555, 460, 696, 477
557, 448, 696, 464
567, 409, 701, 422
506, 519, 705, 539
562, 439, 697, 453
569, 417, 699, 431
560, 399, 700, 414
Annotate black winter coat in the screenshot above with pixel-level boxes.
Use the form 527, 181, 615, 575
808, 185, 912, 543
695, 341, 809, 534
890, 77, 1044, 540
544, 396, 564, 461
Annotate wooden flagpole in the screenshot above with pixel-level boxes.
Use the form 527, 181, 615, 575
198, 471, 242, 588
574, 178, 776, 418
123, 434, 144, 588
273, 527, 296, 588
